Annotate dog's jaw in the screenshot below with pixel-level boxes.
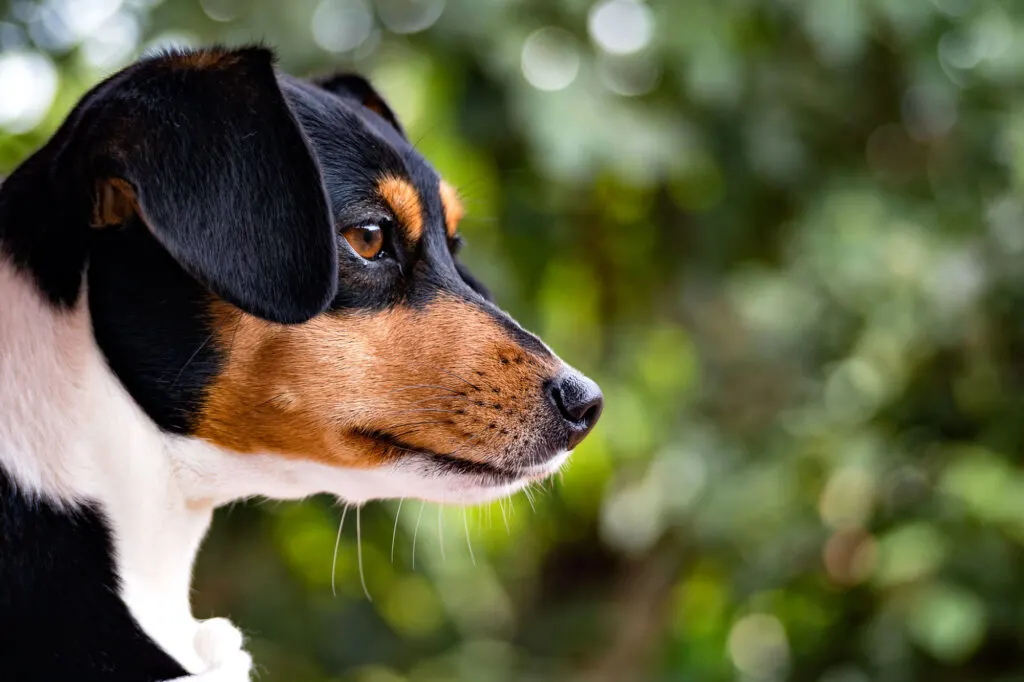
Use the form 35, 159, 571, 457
175, 442, 571, 507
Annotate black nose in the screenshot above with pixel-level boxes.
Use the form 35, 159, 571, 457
547, 370, 604, 450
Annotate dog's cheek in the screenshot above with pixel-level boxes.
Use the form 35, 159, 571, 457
192, 304, 393, 468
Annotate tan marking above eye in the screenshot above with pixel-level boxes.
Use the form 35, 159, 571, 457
377, 176, 424, 241
439, 181, 463, 238
342, 224, 384, 260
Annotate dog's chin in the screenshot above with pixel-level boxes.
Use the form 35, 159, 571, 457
346, 449, 572, 506
338, 429, 572, 505
408, 449, 572, 505
190, 437, 571, 507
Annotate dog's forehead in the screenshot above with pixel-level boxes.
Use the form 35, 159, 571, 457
277, 75, 451, 241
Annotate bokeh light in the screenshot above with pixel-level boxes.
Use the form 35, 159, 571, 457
520, 27, 580, 92
588, 0, 654, 56
728, 613, 790, 678
0, 51, 57, 132
312, 0, 374, 54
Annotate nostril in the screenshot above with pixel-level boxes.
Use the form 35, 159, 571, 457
547, 371, 604, 448
578, 401, 602, 429
549, 384, 570, 421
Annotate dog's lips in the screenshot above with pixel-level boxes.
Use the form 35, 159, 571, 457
359, 428, 563, 486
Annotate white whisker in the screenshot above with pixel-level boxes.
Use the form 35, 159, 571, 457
498, 497, 510, 534
390, 498, 404, 564
463, 508, 476, 567
331, 503, 350, 597
524, 486, 537, 513
412, 500, 425, 570
356, 505, 372, 602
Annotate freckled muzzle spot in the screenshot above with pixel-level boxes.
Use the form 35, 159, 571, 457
195, 296, 562, 471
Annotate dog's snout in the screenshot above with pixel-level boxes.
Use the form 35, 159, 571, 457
547, 370, 603, 450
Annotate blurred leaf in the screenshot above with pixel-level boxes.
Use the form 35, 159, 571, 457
905, 582, 987, 663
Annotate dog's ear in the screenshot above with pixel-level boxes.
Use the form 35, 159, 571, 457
80, 47, 336, 324
315, 73, 406, 139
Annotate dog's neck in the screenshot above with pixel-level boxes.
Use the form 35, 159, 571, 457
0, 257, 220, 671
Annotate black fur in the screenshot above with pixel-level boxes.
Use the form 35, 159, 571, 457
315, 72, 409, 140
0, 471, 188, 681
89, 216, 223, 434
1, 46, 338, 324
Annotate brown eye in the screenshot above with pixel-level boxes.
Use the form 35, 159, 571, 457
342, 224, 384, 260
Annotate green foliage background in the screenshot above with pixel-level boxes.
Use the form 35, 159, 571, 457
3, 0, 1024, 680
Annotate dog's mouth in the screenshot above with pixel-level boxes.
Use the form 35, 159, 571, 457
357, 428, 565, 487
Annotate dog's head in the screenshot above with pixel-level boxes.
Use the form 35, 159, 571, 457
0, 46, 602, 504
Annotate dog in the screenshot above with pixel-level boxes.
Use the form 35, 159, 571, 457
0, 46, 603, 681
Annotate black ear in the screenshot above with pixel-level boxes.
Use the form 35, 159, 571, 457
81, 47, 336, 324
316, 73, 407, 139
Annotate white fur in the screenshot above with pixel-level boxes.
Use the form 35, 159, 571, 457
0, 257, 565, 680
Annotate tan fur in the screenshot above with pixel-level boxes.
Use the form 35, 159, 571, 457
91, 178, 137, 228
196, 297, 559, 469
378, 176, 424, 242
439, 181, 463, 237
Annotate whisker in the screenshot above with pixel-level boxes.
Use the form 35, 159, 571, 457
390, 498, 403, 564
447, 432, 485, 458
412, 125, 435, 150
331, 503, 350, 597
356, 506, 371, 602
463, 508, 476, 567
405, 361, 479, 391
412, 501, 425, 570
171, 333, 213, 389
498, 497, 510, 534
434, 367, 479, 391
524, 486, 537, 513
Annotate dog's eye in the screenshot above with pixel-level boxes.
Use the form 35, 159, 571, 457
342, 224, 385, 260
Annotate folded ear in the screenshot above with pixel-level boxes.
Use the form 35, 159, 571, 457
81, 46, 337, 324
315, 73, 407, 139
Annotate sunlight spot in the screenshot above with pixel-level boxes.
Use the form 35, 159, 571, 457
728, 613, 790, 677
312, 0, 374, 53
376, 0, 445, 35
588, 0, 654, 55
0, 51, 58, 133
521, 27, 580, 92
